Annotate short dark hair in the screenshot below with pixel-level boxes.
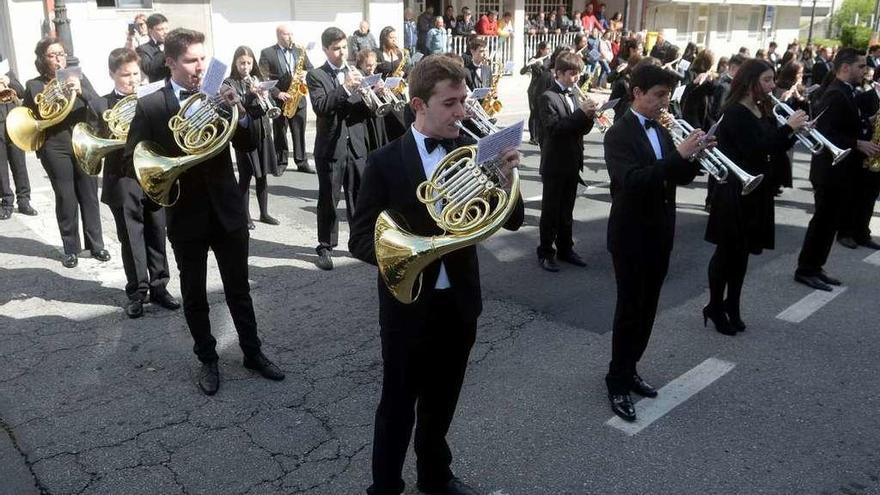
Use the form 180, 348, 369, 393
33, 36, 63, 76
555, 52, 584, 73
630, 63, 679, 93
870, 44, 880, 53
729, 54, 747, 67
467, 37, 487, 52
108, 47, 139, 73
321, 27, 346, 48
408, 54, 467, 103
146, 13, 168, 30
164, 28, 205, 61
833, 47, 863, 73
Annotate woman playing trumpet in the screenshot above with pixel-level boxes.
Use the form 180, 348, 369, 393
703, 58, 809, 335
22, 37, 108, 268
224, 45, 279, 229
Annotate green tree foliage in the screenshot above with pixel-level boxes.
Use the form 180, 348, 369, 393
834, 0, 874, 31
840, 25, 872, 50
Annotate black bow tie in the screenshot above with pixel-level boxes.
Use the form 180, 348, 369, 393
561, 87, 573, 95
425, 137, 456, 153
179, 89, 197, 101
643, 119, 659, 130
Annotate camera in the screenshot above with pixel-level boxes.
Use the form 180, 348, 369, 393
128, 22, 136, 35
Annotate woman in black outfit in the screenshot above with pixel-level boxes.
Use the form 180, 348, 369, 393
771, 61, 808, 193
374, 26, 408, 142
224, 45, 278, 229
703, 59, 809, 335
608, 53, 642, 121
680, 49, 718, 130
22, 37, 108, 268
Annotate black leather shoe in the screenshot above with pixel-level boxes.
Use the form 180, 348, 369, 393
794, 273, 832, 291
198, 361, 220, 396
125, 299, 144, 319
609, 392, 636, 422
247, 220, 255, 230
538, 256, 560, 272
837, 236, 859, 249
631, 374, 658, 398
62, 253, 78, 268
151, 290, 181, 310
558, 251, 587, 267
316, 250, 334, 270
816, 271, 841, 286
259, 214, 280, 225
703, 304, 737, 336
243, 353, 285, 381
93, 249, 111, 262
418, 477, 481, 495
0, 207, 11, 220
857, 238, 880, 250
18, 204, 38, 216
296, 161, 316, 174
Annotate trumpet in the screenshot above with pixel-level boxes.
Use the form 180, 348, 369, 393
7, 78, 76, 151
463, 95, 501, 138
72, 93, 138, 175
245, 76, 281, 119
658, 109, 764, 195
345, 62, 392, 116
572, 84, 613, 133
768, 92, 850, 166
0, 81, 20, 105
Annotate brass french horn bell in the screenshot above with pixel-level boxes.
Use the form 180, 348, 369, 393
72, 94, 138, 175
7, 78, 76, 151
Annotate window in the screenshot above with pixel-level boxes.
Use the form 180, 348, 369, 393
748, 7, 762, 37
96, 0, 152, 7
475, 0, 502, 16
675, 7, 691, 43
715, 7, 730, 41
525, 1, 573, 17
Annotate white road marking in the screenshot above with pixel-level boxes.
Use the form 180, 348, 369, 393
775, 286, 847, 323
524, 194, 542, 202
606, 358, 736, 436
863, 250, 880, 266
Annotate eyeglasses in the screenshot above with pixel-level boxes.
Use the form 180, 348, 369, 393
46, 52, 67, 59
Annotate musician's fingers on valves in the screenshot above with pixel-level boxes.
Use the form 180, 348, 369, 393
677, 128, 708, 159
786, 109, 810, 131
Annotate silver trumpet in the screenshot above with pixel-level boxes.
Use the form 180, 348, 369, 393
464, 95, 501, 138
768, 92, 850, 165
344, 62, 392, 116
572, 84, 613, 133
660, 110, 764, 195
245, 76, 281, 119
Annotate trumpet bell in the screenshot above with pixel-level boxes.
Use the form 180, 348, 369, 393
6, 106, 46, 151
72, 122, 125, 175
266, 106, 282, 119
739, 173, 764, 196
829, 145, 851, 166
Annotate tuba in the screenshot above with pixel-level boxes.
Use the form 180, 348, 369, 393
374, 131, 520, 304
72, 94, 137, 175
133, 90, 239, 207
282, 44, 309, 118
7, 78, 76, 151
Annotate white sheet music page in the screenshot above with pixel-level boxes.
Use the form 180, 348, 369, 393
470, 87, 491, 100
258, 80, 278, 91
200, 58, 227, 95
475, 120, 523, 165
136, 79, 165, 98
599, 98, 621, 112
360, 74, 382, 89
671, 84, 686, 103
56, 66, 82, 82
384, 77, 402, 90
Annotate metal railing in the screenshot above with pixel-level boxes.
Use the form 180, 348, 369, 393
446, 32, 515, 71
523, 32, 577, 64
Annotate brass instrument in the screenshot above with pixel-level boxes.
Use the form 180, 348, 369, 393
282, 44, 308, 118
463, 96, 500, 138
245, 76, 281, 119
346, 61, 392, 117
0, 81, 20, 105
72, 94, 138, 175
769, 92, 850, 166
865, 114, 880, 172
374, 136, 520, 304
385, 48, 410, 113
481, 53, 504, 117
659, 109, 764, 195
7, 78, 77, 151
134, 89, 239, 207
572, 84, 613, 133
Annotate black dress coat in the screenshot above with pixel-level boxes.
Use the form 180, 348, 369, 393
223, 77, 277, 178
306, 62, 371, 162
23, 74, 101, 158
136, 40, 170, 83
537, 83, 594, 178
258, 44, 313, 112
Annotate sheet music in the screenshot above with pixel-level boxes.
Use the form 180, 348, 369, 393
56, 66, 82, 82
136, 79, 165, 98
702, 115, 723, 144
360, 73, 382, 89
200, 58, 227, 96
305, 41, 316, 51
677, 59, 691, 72
258, 80, 278, 90
384, 77, 402, 90
0, 59, 9, 75
475, 120, 523, 165
805, 83, 821, 95
599, 98, 620, 113
671, 84, 685, 103
470, 87, 491, 100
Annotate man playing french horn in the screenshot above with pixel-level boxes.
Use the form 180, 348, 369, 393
125, 28, 284, 396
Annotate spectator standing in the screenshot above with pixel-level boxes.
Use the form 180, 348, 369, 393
417, 5, 436, 54
443, 5, 457, 32
425, 17, 448, 55
403, 8, 418, 53
455, 7, 476, 36
476, 11, 499, 36
349, 20, 378, 62
124, 14, 149, 50
581, 4, 604, 33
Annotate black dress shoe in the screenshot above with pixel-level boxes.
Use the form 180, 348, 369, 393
125, 299, 144, 319
151, 290, 181, 310
608, 392, 636, 422
538, 256, 560, 272
631, 374, 658, 398
794, 273, 832, 291
296, 161, 316, 174
18, 204, 38, 216
558, 251, 587, 267
62, 253, 78, 268
858, 238, 880, 250
198, 361, 220, 396
816, 271, 841, 286
316, 250, 334, 270
0, 207, 11, 220
92, 249, 111, 262
247, 220, 255, 230
703, 304, 736, 336
418, 477, 481, 495
259, 214, 279, 225
243, 353, 285, 381
837, 236, 859, 249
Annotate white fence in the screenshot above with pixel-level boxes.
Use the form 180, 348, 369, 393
523, 32, 578, 64
445, 32, 515, 68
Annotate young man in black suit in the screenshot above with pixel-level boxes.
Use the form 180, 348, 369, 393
0, 56, 35, 219
520, 41, 550, 145
603, 62, 708, 422
258, 23, 315, 174
463, 37, 490, 90
536, 51, 597, 272
795, 48, 880, 291
349, 54, 524, 495
306, 27, 371, 271
98, 48, 178, 319
124, 28, 284, 395
135, 13, 170, 83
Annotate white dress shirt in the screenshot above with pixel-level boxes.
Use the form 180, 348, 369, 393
630, 108, 663, 160
555, 80, 575, 112
410, 125, 451, 290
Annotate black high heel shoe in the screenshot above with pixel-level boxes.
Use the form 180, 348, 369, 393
724, 300, 746, 332
703, 304, 737, 336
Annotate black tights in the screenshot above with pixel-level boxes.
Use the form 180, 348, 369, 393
707, 244, 750, 318
239, 172, 268, 220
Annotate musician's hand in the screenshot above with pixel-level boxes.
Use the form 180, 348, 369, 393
677, 129, 707, 160
695, 72, 710, 85
277, 91, 291, 102
786, 109, 809, 132
345, 70, 363, 91
0, 75, 10, 86
857, 139, 880, 157
580, 98, 597, 118
67, 77, 82, 95
498, 147, 520, 190
219, 85, 240, 105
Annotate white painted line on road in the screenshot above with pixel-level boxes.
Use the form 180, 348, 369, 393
606, 358, 736, 436
775, 286, 847, 323
524, 194, 542, 202
863, 250, 880, 266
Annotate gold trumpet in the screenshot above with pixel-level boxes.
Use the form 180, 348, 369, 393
7, 78, 76, 151
0, 81, 20, 105
134, 90, 239, 207
374, 135, 520, 304
72, 94, 137, 175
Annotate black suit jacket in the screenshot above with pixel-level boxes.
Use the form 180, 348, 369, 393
136, 40, 170, 83
537, 84, 593, 178
604, 109, 699, 256
810, 78, 880, 186
95, 91, 140, 207
464, 58, 492, 90
258, 44, 313, 109
811, 58, 832, 86
23, 74, 101, 156
348, 129, 524, 330
0, 70, 24, 122
306, 62, 370, 161
123, 82, 249, 241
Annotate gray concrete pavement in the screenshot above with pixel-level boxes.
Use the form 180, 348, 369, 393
2, 77, 880, 494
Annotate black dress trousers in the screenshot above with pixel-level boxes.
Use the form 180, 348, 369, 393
0, 122, 31, 207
